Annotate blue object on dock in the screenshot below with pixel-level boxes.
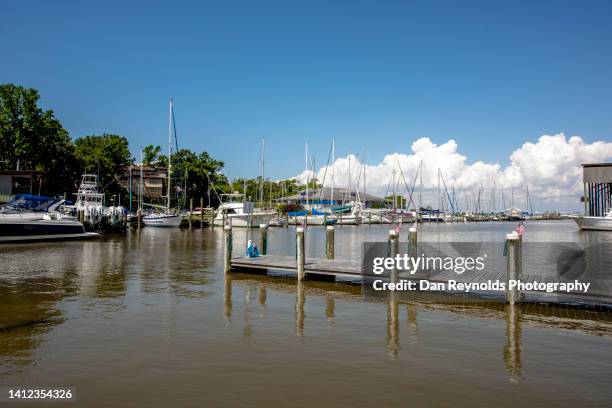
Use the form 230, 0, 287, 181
246, 240, 260, 258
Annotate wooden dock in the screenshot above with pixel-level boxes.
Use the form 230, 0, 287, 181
231, 255, 361, 278
225, 225, 612, 308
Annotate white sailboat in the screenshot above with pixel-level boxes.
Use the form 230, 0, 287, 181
143, 100, 183, 228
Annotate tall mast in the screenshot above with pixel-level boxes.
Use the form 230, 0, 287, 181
139, 147, 144, 211
167, 100, 173, 210
363, 148, 368, 208
331, 139, 335, 208
392, 167, 396, 210
259, 138, 265, 207
348, 150, 351, 203
305, 142, 309, 208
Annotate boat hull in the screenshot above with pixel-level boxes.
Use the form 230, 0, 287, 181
142, 214, 183, 227
573, 216, 612, 231
0, 219, 97, 243
213, 213, 276, 228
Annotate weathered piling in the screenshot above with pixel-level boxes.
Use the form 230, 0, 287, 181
326, 225, 335, 259
200, 197, 204, 229
296, 227, 305, 281
388, 229, 399, 281
259, 224, 268, 255
224, 225, 233, 274
189, 198, 193, 228
137, 208, 142, 229
407, 226, 417, 259
505, 232, 522, 304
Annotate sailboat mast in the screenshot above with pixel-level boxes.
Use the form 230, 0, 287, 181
331, 140, 335, 208
167, 100, 173, 210
139, 147, 144, 211
259, 138, 265, 208
305, 143, 309, 208
363, 149, 366, 208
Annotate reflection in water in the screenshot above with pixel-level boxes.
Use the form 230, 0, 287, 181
386, 293, 400, 358
258, 287, 267, 309
295, 281, 305, 336
325, 296, 335, 323
406, 304, 418, 344
224, 274, 232, 322
504, 305, 523, 382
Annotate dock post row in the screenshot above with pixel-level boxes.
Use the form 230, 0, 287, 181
224, 224, 524, 304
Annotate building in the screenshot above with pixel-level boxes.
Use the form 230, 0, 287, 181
582, 163, 612, 216
277, 187, 385, 208
0, 170, 40, 203
117, 165, 168, 208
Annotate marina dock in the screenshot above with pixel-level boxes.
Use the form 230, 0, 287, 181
227, 225, 612, 308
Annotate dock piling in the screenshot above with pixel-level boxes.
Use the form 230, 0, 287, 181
388, 229, 399, 280
407, 227, 417, 259
200, 197, 204, 229
224, 225, 233, 274
505, 232, 522, 304
189, 198, 193, 228
326, 225, 335, 260
259, 224, 268, 255
296, 227, 305, 281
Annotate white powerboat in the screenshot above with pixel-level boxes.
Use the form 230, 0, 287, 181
213, 194, 275, 228
573, 211, 612, 231
0, 195, 98, 242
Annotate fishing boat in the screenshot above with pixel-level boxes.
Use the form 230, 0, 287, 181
0, 195, 97, 242
143, 100, 183, 228
572, 211, 612, 231
213, 194, 275, 227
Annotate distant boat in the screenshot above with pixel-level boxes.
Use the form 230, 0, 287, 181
0, 195, 97, 242
143, 100, 183, 228
572, 211, 612, 231
213, 194, 275, 228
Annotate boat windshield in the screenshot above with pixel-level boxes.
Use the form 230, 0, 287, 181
0, 195, 59, 213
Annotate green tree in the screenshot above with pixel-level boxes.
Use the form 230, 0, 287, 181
142, 144, 161, 167
0, 83, 77, 195
74, 134, 133, 197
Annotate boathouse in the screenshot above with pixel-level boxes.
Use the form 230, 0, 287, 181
582, 163, 612, 216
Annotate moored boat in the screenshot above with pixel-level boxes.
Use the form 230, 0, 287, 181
572, 211, 612, 231
0, 195, 98, 242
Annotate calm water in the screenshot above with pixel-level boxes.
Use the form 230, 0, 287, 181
1, 220, 612, 407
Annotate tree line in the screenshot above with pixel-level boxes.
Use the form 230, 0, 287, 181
0, 83, 302, 208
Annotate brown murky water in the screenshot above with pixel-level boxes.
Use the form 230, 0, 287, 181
1, 221, 611, 407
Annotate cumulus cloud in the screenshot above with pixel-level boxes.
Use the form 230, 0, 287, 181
293, 134, 612, 211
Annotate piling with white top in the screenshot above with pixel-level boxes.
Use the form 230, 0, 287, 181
326, 225, 335, 260
505, 232, 522, 304
296, 227, 305, 281
224, 225, 233, 274
407, 227, 417, 259
388, 229, 399, 281
259, 224, 268, 255
200, 197, 204, 229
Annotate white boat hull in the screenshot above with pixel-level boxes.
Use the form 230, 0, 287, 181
214, 213, 276, 228
573, 216, 612, 231
142, 214, 183, 227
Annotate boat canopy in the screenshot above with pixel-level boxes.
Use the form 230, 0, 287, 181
287, 211, 308, 216
2, 195, 59, 212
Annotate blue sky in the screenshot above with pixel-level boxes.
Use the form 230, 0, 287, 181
3, 0, 612, 181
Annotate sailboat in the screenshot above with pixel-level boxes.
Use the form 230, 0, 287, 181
143, 100, 183, 228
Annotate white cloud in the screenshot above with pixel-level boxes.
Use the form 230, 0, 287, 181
292, 134, 612, 211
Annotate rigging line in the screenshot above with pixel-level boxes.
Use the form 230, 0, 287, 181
317, 141, 334, 203
394, 157, 418, 210
438, 172, 456, 213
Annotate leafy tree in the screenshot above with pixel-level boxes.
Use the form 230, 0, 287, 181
169, 148, 227, 207
0, 83, 77, 195
142, 144, 161, 167
73, 134, 133, 196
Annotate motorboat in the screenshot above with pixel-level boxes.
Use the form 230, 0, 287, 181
572, 211, 612, 231
0, 195, 98, 242
213, 194, 276, 228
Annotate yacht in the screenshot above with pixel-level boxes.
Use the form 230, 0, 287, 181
213, 194, 275, 228
0, 195, 97, 242
573, 211, 612, 231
